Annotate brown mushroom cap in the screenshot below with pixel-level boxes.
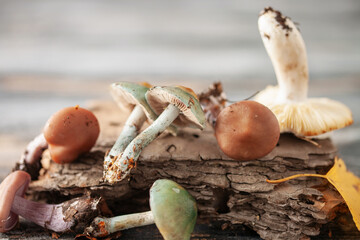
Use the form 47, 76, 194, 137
215, 100, 280, 161
0, 171, 31, 233
43, 106, 100, 164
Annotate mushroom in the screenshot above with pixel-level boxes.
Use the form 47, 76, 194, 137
215, 100, 280, 160
14, 105, 100, 179
103, 82, 177, 181
104, 86, 206, 183
85, 179, 197, 240
0, 171, 104, 233
43, 105, 100, 164
255, 7, 353, 137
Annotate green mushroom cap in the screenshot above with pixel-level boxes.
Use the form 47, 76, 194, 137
111, 82, 157, 120
111, 82, 177, 135
150, 179, 197, 240
146, 86, 206, 130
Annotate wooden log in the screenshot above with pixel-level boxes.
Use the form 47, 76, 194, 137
19, 101, 348, 239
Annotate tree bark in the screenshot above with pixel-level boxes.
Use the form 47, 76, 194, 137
26, 101, 346, 240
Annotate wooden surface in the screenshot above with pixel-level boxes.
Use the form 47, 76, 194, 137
0, 0, 360, 239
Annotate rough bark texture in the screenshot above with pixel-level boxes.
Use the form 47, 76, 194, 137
23, 101, 346, 239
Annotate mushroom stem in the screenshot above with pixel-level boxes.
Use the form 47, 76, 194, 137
85, 211, 154, 237
11, 195, 73, 232
21, 133, 48, 165
10, 195, 103, 233
107, 104, 180, 183
86, 179, 197, 239
259, 8, 308, 103
14, 133, 48, 179
103, 105, 147, 173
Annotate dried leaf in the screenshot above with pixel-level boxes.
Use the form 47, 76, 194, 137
267, 157, 360, 231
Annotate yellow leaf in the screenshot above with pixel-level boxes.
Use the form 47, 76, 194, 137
267, 157, 360, 231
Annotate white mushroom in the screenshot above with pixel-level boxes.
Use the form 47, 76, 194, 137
255, 7, 353, 138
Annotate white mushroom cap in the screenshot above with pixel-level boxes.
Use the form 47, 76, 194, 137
255, 8, 353, 137
146, 86, 206, 129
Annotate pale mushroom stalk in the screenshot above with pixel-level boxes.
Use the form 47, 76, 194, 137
85, 211, 154, 237
259, 7, 308, 104
11, 195, 73, 232
103, 104, 147, 171
116, 104, 180, 176
86, 179, 197, 240
11, 195, 104, 233
123, 104, 180, 160
0, 171, 104, 233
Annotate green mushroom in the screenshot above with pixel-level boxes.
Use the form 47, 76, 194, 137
104, 82, 177, 182
85, 179, 197, 240
105, 86, 206, 183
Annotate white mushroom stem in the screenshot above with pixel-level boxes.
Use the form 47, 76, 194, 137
11, 195, 73, 232
106, 104, 180, 183
85, 211, 154, 237
103, 105, 147, 172
258, 8, 308, 103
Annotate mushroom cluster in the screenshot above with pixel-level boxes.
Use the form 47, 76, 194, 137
104, 85, 206, 183
1, 6, 356, 240
103, 82, 177, 181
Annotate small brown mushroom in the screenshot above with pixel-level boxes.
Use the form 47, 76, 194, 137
215, 100, 280, 161
43, 105, 100, 164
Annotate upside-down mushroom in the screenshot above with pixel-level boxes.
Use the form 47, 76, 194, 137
255, 7, 353, 138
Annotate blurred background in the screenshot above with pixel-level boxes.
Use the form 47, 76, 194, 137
1, 0, 359, 180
